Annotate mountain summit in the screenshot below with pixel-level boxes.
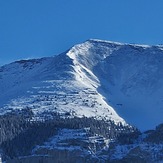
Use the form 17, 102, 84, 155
1, 39, 163, 162
1, 39, 163, 130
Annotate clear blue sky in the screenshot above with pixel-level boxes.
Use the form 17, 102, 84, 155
0, 0, 163, 65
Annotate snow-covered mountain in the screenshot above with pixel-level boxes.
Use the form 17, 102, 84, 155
1, 39, 163, 130
1, 39, 163, 162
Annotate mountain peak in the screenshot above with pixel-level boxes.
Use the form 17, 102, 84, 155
87, 38, 125, 45
86, 38, 152, 48
1, 39, 163, 130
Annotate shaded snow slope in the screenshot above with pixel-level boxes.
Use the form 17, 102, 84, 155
1, 39, 163, 130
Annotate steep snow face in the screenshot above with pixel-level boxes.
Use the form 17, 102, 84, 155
67, 39, 163, 130
66, 39, 122, 88
1, 39, 163, 130
95, 45, 163, 130
62, 40, 163, 130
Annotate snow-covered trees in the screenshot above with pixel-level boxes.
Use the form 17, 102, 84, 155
0, 111, 135, 160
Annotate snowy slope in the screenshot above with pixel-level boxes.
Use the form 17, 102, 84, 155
1, 39, 163, 130
0, 42, 124, 124
65, 39, 163, 130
